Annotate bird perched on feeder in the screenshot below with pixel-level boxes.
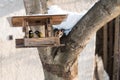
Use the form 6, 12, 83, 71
54, 29, 64, 38
29, 30, 34, 38
35, 30, 43, 38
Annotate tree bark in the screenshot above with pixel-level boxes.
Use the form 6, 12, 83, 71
23, 0, 120, 80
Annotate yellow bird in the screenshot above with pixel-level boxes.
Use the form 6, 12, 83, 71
29, 30, 34, 38
35, 30, 43, 38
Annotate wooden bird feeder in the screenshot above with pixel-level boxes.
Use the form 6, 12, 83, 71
11, 14, 67, 48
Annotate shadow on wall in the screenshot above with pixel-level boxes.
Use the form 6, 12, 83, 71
0, 0, 25, 17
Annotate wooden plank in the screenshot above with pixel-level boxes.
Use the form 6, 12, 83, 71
16, 39, 24, 45
119, 18, 120, 80
103, 24, 108, 70
15, 39, 25, 48
95, 27, 103, 57
113, 16, 120, 80
47, 18, 52, 37
24, 37, 60, 47
11, 14, 67, 26
107, 20, 114, 79
22, 19, 29, 38
16, 38, 64, 48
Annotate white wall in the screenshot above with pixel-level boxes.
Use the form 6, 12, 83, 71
0, 0, 97, 80
48, 0, 98, 13
0, 0, 44, 80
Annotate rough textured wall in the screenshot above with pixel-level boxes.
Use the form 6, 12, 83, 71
0, 0, 97, 80
0, 0, 44, 80
48, 0, 98, 12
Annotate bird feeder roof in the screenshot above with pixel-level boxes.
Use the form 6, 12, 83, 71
11, 14, 67, 26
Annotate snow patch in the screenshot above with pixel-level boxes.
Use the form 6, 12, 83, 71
48, 5, 87, 35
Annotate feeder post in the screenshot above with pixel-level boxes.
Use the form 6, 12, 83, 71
22, 18, 29, 38
46, 18, 53, 37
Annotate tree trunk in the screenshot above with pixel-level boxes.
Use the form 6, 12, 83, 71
37, 47, 78, 80
23, 0, 120, 80
42, 60, 78, 80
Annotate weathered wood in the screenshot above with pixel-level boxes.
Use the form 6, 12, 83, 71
119, 21, 120, 80
95, 27, 103, 57
107, 20, 114, 79
15, 39, 26, 48
22, 19, 29, 38
113, 16, 120, 80
12, 15, 67, 27
16, 37, 63, 47
24, 37, 60, 47
103, 24, 108, 70
96, 16, 120, 80
46, 18, 52, 37
23, 0, 48, 48
11, 15, 67, 47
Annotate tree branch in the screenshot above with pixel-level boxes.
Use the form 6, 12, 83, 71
59, 0, 120, 66
23, 0, 120, 68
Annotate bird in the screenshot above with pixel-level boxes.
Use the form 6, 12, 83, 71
35, 30, 43, 38
29, 30, 34, 38
54, 29, 64, 38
